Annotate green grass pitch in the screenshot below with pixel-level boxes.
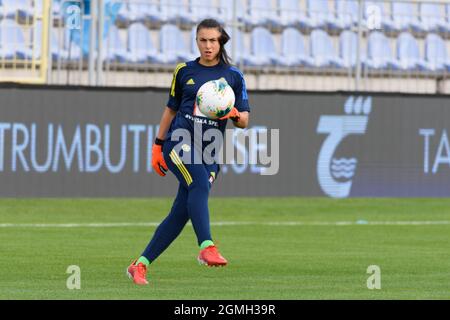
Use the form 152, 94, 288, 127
1, 198, 449, 299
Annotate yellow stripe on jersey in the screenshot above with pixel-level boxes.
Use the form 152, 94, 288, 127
170, 150, 193, 186
170, 63, 187, 97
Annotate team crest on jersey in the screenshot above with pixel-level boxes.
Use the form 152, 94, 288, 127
186, 78, 195, 85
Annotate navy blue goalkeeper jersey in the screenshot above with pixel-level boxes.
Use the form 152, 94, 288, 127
165, 58, 250, 146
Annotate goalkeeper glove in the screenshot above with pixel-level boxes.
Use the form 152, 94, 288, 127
152, 140, 168, 176
219, 107, 240, 122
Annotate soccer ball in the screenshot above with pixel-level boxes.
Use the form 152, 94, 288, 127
195, 78, 235, 120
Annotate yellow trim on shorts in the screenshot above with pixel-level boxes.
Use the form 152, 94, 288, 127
170, 150, 193, 186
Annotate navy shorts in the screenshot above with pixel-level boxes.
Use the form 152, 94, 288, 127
163, 139, 220, 189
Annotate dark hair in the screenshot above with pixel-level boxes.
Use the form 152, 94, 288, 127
196, 19, 232, 65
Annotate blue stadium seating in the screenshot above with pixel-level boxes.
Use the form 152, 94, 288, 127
391, 2, 424, 32
447, 4, 450, 28
2, 0, 450, 77
33, 20, 62, 61
53, 35, 72, 62
0, 19, 32, 60
188, 25, 200, 61
153, 24, 189, 64
35, 0, 42, 14
190, 0, 220, 23
424, 33, 450, 72
310, 29, 344, 68
278, 0, 304, 28
2, 0, 33, 22
279, 27, 313, 67
115, 2, 131, 25
116, 1, 162, 26
103, 24, 130, 63
339, 30, 365, 68
246, 27, 282, 66
219, 0, 246, 26
335, 0, 359, 30
57, 31, 84, 62
307, 0, 339, 30
420, 3, 448, 33
63, 22, 87, 61
36, 0, 65, 18
365, 31, 400, 70
245, 0, 280, 29
36, 21, 85, 64
51, 0, 61, 16
364, 1, 395, 31
224, 27, 247, 65
140, 1, 164, 25
127, 22, 157, 63
64, 41, 83, 62
160, 0, 192, 26
396, 32, 429, 71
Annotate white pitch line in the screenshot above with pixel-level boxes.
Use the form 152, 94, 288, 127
0, 221, 450, 228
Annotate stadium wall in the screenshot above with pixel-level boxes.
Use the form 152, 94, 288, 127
1, 84, 450, 198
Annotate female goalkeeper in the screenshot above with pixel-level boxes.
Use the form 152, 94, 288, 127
127, 19, 250, 285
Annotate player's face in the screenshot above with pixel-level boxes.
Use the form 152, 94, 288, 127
197, 28, 221, 65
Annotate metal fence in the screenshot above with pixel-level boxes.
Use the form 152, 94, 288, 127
2, 0, 450, 93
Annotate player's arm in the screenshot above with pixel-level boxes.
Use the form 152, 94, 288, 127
156, 106, 177, 140
218, 108, 248, 128
153, 63, 185, 176
220, 68, 251, 129
232, 110, 249, 129
152, 107, 177, 176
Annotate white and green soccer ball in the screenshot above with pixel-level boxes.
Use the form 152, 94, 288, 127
195, 78, 235, 120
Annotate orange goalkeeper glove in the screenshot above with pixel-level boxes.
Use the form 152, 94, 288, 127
152, 141, 168, 177
218, 107, 240, 122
